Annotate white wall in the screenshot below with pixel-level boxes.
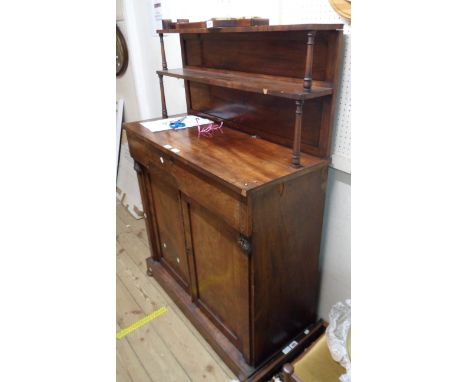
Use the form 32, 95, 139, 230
116, 0, 144, 217
116, 1, 140, 122
117, 0, 351, 321
318, 168, 351, 319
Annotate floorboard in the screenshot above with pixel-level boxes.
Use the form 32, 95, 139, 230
117, 321, 153, 382
117, 202, 237, 382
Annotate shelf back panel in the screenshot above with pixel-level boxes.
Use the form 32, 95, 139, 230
180, 29, 342, 158
182, 31, 337, 82
188, 82, 328, 157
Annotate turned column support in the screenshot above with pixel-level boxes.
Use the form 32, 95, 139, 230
291, 100, 304, 168
158, 73, 168, 118
159, 33, 168, 70
158, 33, 168, 118
303, 31, 317, 92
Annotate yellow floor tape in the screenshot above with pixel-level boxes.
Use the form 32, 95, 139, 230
117, 306, 168, 340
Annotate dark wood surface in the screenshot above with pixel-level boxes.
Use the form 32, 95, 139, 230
177, 28, 343, 159
124, 22, 342, 381
303, 31, 317, 91
146, 257, 255, 381
173, 18, 269, 30
187, 199, 250, 359
125, 120, 327, 196
187, 83, 329, 158
147, 175, 191, 290
250, 167, 327, 364
181, 31, 334, 81
157, 67, 333, 100
126, 120, 329, 368
158, 23, 343, 34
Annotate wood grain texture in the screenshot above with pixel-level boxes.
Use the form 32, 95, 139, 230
116, 322, 153, 382
125, 123, 327, 196
116, 277, 191, 382
181, 31, 332, 81
128, 131, 329, 374
188, 200, 250, 360
118, 254, 232, 381
303, 31, 317, 92
158, 23, 343, 34
250, 167, 327, 365
158, 67, 333, 100
147, 175, 191, 289
158, 74, 168, 118
136, 156, 249, 235
124, 23, 342, 381
188, 83, 328, 158
159, 33, 168, 70
116, 206, 236, 381
117, 231, 235, 379
146, 257, 255, 380
134, 163, 159, 261
177, 28, 342, 159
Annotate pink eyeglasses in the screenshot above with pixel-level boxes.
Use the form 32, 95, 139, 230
196, 117, 224, 138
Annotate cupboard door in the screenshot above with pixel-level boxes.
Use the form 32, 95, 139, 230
187, 201, 250, 360
148, 174, 191, 290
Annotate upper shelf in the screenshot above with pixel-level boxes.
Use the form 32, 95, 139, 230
157, 23, 343, 34
157, 67, 334, 100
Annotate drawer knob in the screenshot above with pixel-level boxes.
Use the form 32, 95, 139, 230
160, 156, 164, 164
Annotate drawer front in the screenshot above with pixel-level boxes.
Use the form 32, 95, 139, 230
128, 134, 250, 236
128, 134, 171, 174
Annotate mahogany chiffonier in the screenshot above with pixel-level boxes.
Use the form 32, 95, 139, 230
124, 23, 343, 381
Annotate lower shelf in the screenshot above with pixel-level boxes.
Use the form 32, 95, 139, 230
146, 257, 325, 381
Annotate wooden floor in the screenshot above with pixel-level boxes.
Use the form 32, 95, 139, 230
116, 201, 237, 382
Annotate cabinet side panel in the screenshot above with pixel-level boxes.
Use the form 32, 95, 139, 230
251, 168, 327, 365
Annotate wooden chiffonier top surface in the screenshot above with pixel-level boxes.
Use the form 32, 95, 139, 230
157, 23, 343, 34
125, 118, 328, 196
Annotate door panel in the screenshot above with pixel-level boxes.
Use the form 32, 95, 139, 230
149, 174, 191, 290
188, 201, 250, 359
